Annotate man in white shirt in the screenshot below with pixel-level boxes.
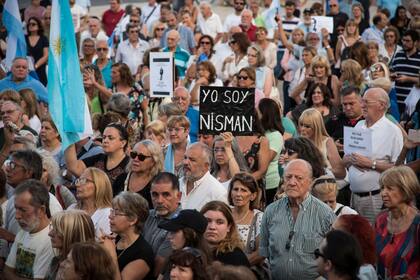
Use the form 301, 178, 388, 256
223, 0, 245, 41
79, 17, 109, 54
179, 142, 227, 210
142, 0, 161, 36
344, 88, 403, 224
2, 180, 54, 279
197, 2, 223, 43
115, 23, 150, 76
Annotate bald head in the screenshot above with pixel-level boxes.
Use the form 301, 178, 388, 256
167, 30, 180, 49
285, 159, 313, 180
365, 87, 390, 110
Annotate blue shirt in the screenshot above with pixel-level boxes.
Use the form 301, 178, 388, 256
163, 46, 190, 79
259, 194, 335, 280
186, 106, 199, 143
0, 74, 48, 103
161, 25, 196, 54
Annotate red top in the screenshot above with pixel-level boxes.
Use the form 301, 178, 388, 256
102, 9, 125, 36
241, 24, 257, 42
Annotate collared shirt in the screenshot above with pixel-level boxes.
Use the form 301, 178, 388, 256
0, 74, 48, 104
115, 39, 150, 75
347, 115, 403, 193
391, 49, 420, 105
259, 195, 335, 280
161, 26, 196, 54
361, 25, 384, 45
143, 207, 181, 257
179, 171, 228, 210
163, 46, 190, 79
197, 13, 223, 40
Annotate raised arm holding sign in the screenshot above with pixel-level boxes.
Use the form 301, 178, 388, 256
199, 86, 256, 136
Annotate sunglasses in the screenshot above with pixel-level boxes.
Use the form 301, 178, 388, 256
130, 151, 152, 161
96, 48, 108, 52
281, 148, 297, 155
130, 20, 140, 23
238, 75, 249, 80
229, 40, 237, 45
200, 41, 211, 45
156, 27, 165, 31
314, 248, 326, 259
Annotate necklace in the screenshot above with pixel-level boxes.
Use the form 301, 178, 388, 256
235, 209, 251, 224
117, 237, 137, 259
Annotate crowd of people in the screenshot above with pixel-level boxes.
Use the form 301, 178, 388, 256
0, 0, 419, 279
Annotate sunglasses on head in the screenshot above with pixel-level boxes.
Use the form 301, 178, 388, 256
130, 151, 152, 161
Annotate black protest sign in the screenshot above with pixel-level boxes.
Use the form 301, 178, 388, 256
199, 86, 256, 136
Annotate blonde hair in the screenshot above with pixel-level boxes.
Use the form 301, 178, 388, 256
299, 108, 329, 150
311, 55, 331, 76
78, 167, 113, 209
129, 140, 164, 177
368, 77, 392, 93
200, 201, 243, 254
146, 120, 166, 140
311, 175, 338, 198
344, 19, 359, 37
379, 166, 420, 204
51, 210, 95, 259
341, 59, 364, 87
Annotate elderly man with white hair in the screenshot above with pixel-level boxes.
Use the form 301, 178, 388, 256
240, 9, 257, 42
343, 87, 403, 224
197, 2, 223, 43
259, 159, 335, 280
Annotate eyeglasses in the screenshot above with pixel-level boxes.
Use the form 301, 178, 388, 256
213, 147, 226, 153
247, 53, 257, 58
28, 22, 38, 26
172, 96, 188, 101
156, 27, 165, 31
314, 248, 326, 259
130, 20, 140, 23
130, 151, 152, 161
110, 208, 128, 217
167, 127, 185, 133
281, 148, 296, 155
200, 41, 211, 45
285, 231, 295, 250
238, 75, 249, 80
96, 48, 108, 52
5, 160, 26, 171
75, 177, 94, 185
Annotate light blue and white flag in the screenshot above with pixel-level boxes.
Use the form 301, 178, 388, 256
2, 0, 27, 70
263, 0, 281, 29
48, 0, 92, 150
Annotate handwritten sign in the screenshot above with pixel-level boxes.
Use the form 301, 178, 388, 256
150, 52, 174, 98
408, 129, 420, 143
311, 16, 334, 34
199, 86, 256, 135
344, 126, 372, 156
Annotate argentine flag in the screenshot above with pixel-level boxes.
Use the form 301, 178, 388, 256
48, 0, 92, 150
2, 0, 27, 70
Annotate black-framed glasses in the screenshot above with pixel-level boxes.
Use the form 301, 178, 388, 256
238, 75, 249, 80
285, 231, 295, 250
5, 160, 26, 171
96, 48, 108, 52
200, 41, 211, 45
130, 151, 152, 161
314, 248, 326, 259
282, 148, 296, 155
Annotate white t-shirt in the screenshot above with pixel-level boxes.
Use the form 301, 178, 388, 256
223, 14, 241, 33
68, 204, 111, 238
70, 4, 87, 33
6, 226, 54, 279
197, 13, 223, 40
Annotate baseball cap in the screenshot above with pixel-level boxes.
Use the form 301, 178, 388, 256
158, 209, 208, 234
303, 8, 313, 14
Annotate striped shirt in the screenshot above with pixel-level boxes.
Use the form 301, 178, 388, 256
390, 49, 420, 104
259, 194, 335, 280
163, 46, 190, 79
279, 16, 300, 52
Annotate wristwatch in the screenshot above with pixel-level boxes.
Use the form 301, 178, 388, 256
371, 160, 377, 170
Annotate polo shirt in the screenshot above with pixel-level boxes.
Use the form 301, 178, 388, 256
347, 115, 403, 193
163, 46, 190, 79
0, 74, 48, 104
241, 24, 257, 42
391, 49, 420, 105
115, 39, 150, 75
161, 26, 196, 54
179, 171, 227, 210
185, 106, 199, 143
197, 13, 223, 40
102, 9, 125, 36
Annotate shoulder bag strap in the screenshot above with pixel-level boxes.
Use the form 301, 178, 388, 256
245, 212, 259, 253
144, 5, 158, 24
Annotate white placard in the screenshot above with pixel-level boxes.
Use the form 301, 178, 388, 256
344, 126, 372, 157
311, 16, 334, 34
408, 129, 420, 143
150, 52, 174, 98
